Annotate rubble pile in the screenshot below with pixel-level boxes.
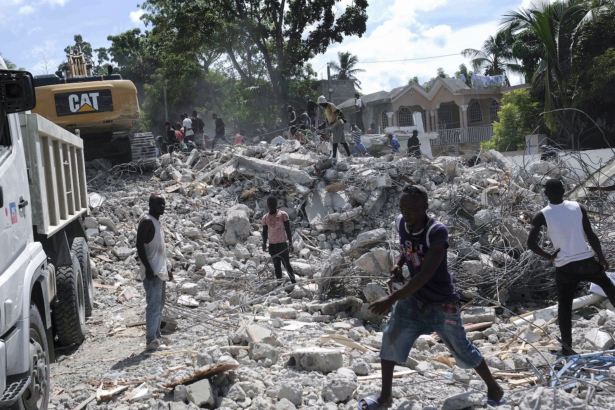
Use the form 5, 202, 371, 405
48, 143, 615, 410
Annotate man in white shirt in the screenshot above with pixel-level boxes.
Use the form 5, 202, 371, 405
528, 179, 615, 356
182, 113, 194, 142
354, 93, 365, 134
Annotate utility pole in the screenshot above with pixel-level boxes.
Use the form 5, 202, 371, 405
327, 63, 332, 103
163, 85, 168, 123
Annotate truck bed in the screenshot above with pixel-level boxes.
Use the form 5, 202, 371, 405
18, 113, 88, 237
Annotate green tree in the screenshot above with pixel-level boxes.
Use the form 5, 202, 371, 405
141, 0, 368, 113
329, 52, 365, 90
107, 29, 158, 84
461, 31, 521, 86
408, 76, 419, 84
437, 67, 448, 78
1, 56, 25, 70
454, 64, 473, 87
501, 0, 611, 135
481, 89, 541, 151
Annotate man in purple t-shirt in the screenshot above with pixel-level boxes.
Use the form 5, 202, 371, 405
357, 185, 504, 409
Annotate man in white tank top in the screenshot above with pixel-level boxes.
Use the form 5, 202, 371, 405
528, 179, 615, 356
137, 194, 173, 351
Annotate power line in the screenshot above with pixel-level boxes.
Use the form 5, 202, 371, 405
357, 53, 462, 64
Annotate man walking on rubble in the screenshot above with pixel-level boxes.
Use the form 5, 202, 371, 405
407, 129, 421, 158
528, 179, 615, 356
359, 185, 505, 409
211, 113, 226, 150
190, 110, 205, 147
317, 95, 351, 159
137, 194, 173, 351
262, 196, 297, 285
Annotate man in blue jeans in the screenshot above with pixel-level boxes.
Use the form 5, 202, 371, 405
359, 185, 504, 409
137, 194, 174, 351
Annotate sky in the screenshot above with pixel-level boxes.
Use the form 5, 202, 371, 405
0, 0, 537, 95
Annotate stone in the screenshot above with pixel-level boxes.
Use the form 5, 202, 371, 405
441, 391, 484, 410
275, 398, 297, 410
269, 308, 297, 319
321, 371, 358, 403
223, 204, 252, 245
97, 217, 119, 234
269, 381, 303, 406
355, 247, 393, 274
288, 347, 343, 373
362, 283, 387, 303
350, 359, 370, 376
518, 387, 586, 410
195, 253, 207, 268
462, 307, 496, 324
397, 401, 421, 410
415, 361, 434, 373
233, 243, 251, 260
585, 328, 615, 350
186, 379, 215, 407
174, 385, 188, 402
117, 286, 138, 303
84, 217, 99, 229
474, 209, 494, 226
354, 228, 387, 249
299, 248, 311, 259
461, 260, 489, 277
485, 356, 506, 370
104, 236, 116, 246
248, 324, 276, 344
181, 283, 198, 296
249, 343, 279, 365
112, 246, 134, 260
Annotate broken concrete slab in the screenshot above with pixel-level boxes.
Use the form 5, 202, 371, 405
288, 347, 343, 373
235, 155, 313, 186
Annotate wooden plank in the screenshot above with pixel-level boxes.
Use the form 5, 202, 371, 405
358, 370, 416, 382
508, 376, 540, 386
52, 140, 68, 220
321, 334, 369, 353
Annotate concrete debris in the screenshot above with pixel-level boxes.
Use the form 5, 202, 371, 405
62, 142, 615, 410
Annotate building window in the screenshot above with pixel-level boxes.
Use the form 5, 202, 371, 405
438, 104, 453, 129
398, 108, 414, 127
381, 111, 389, 128
468, 102, 483, 125
489, 100, 500, 123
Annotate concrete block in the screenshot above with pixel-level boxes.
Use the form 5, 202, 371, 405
288, 347, 343, 373
186, 379, 215, 407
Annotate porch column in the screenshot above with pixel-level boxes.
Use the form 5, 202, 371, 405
386, 111, 395, 129
460, 104, 469, 129
434, 109, 440, 131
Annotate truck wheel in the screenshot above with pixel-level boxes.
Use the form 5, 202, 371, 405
71, 238, 94, 317
21, 304, 49, 410
53, 255, 86, 346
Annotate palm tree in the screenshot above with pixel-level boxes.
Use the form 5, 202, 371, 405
500, 0, 611, 133
461, 31, 522, 86
329, 52, 365, 90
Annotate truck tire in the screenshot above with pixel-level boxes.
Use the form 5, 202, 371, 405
71, 238, 94, 317
53, 255, 86, 346
21, 304, 50, 410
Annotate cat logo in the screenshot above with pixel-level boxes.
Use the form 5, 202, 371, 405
54, 89, 114, 117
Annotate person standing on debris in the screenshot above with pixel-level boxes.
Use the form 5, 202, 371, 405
137, 194, 173, 351
174, 122, 184, 144
351, 123, 367, 157
367, 123, 377, 134
190, 110, 205, 146
262, 196, 297, 285
234, 129, 245, 145
317, 95, 351, 158
388, 134, 400, 154
407, 129, 421, 158
306, 95, 319, 131
164, 122, 178, 153
182, 112, 194, 142
359, 185, 505, 409
211, 113, 226, 150
528, 179, 615, 356
354, 93, 365, 133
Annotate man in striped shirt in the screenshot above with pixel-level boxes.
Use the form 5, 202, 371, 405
351, 123, 368, 157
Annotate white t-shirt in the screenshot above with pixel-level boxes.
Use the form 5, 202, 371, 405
355, 98, 363, 112
183, 118, 192, 129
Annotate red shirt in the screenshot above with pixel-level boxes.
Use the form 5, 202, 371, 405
262, 210, 289, 245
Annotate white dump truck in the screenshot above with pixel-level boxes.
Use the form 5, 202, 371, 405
0, 57, 93, 409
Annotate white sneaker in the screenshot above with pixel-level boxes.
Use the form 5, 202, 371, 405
158, 335, 172, 344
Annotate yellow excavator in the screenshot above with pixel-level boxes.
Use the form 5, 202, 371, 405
31, 47, 156, 164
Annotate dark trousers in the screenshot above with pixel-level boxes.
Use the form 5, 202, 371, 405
269, 243, 296, 283
355, 113, 365, 133
332, 143, 351, 158
556, 257, 615, 355
211, 133, 225, 149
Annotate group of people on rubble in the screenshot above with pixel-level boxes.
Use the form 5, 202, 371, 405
137, 169, 615, 408
286, 93, 423, 160
160, 111, 232, 154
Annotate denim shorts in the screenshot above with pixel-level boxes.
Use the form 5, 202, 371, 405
380, 297, 483, 369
